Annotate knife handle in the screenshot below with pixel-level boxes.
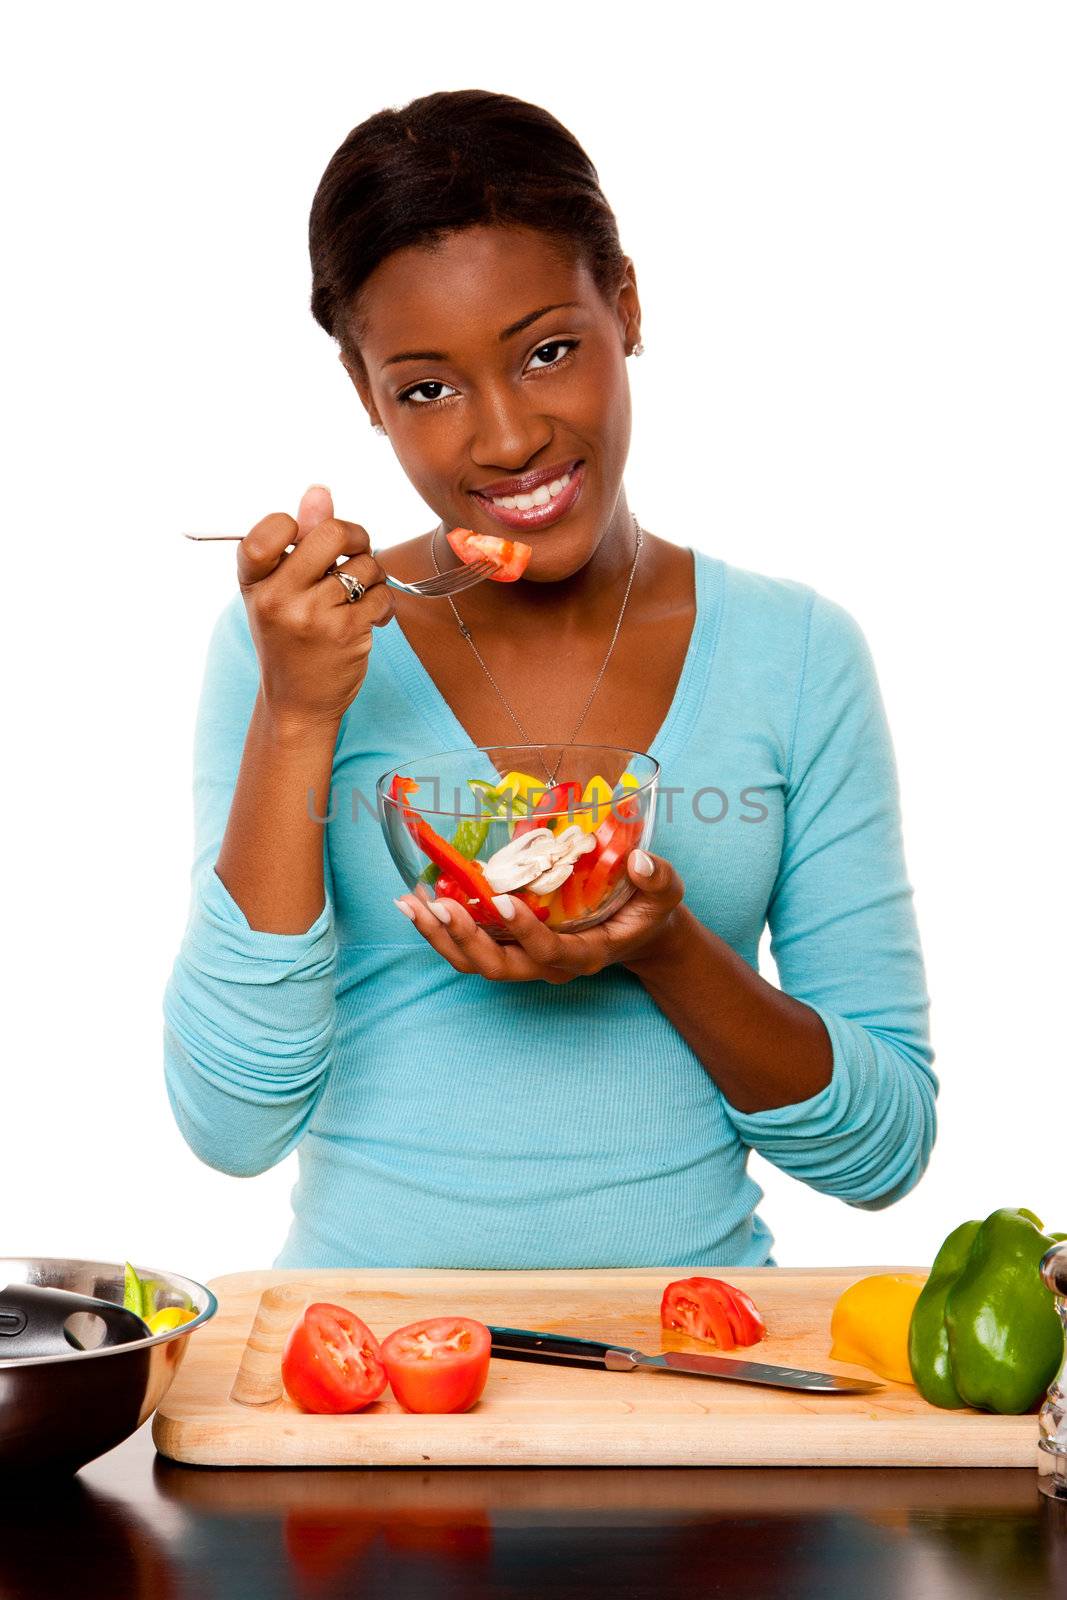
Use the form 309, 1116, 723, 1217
487, 1325, 637, 1368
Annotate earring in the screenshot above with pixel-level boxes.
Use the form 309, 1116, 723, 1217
372, 423, 386, 435
631, 340, 645, 358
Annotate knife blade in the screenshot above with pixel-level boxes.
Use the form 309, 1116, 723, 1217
486, 1325, 882, 1394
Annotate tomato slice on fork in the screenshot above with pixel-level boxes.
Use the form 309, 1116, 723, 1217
445, 528, 532, 582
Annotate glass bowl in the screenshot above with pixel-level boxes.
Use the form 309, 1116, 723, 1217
377, 744, 659, 941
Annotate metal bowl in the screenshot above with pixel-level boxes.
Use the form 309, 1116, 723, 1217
0, 1256, 217, 1474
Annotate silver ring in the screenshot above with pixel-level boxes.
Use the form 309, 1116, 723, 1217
331, 569, 365, 603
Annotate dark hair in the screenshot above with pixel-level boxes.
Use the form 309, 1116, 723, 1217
308, 89, 627, 375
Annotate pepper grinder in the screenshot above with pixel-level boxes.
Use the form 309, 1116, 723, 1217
1039, 1242, 1067, 1501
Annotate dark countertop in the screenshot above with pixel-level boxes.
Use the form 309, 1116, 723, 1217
1, 1423, 1065, 1600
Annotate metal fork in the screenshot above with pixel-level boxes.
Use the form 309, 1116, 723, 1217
182, 533, 497, 597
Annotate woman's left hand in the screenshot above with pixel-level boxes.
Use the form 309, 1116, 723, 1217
393, 848, 686, 983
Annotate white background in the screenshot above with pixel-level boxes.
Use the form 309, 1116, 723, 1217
3, 2, 1063, 1287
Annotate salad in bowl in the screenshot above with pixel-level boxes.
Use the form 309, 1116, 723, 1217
377, 745, 659, 941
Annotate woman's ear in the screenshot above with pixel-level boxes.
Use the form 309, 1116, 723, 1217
338, 350, 380, 426
615, 257, 641, 352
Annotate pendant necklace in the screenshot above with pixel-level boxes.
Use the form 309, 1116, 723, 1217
429, 512, 645, 788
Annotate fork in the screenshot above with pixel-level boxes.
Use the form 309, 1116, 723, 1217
182, 533, 497, 597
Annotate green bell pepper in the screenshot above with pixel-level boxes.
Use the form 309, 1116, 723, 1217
908, 1207, 1066, 1414
416, 780, 528, 885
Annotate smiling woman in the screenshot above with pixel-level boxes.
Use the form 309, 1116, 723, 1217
162, 89, 937, 1270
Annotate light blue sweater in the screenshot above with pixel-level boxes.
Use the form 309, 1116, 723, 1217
162, 547, 937, 1268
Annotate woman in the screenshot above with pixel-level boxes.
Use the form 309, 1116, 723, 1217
164, 89, 937, 1269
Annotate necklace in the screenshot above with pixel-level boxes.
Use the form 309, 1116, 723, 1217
430, 511, 645, 787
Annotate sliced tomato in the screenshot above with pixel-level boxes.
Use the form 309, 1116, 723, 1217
446, 527, 532, 583
281, 1302, 388, 1414
660, 1277, 767, 1351
718, 1282, 767, 1346
380, 1317, 492, 1414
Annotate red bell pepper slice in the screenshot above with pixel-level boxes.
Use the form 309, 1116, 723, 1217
435, 874, 549, 924
433, 874, 489, 924
559, 864, 588, 921
390, 775, 419, 803
512, 780, 584, 838
389, 775, 507, 928
511, 891, 551, 922
408, 815, 505, 925
581, 800, 645, 910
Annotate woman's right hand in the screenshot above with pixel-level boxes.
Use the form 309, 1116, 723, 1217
237, 484, 396, 731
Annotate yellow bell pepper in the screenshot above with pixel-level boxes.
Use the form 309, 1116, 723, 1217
495, 770, 544, 804
146, 1306, 197, 1335
829, 1272, 928, 1385
568, 771, 641, 835
571, 775, 613, 834
495, 769, 641, 838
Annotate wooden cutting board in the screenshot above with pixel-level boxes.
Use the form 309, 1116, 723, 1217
152, 1267, 1040, 1468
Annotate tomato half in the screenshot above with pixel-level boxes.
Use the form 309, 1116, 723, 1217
281, 1302, 388, 1414
660, 1277, 768, 1351
446, 528, 532, 583
380, 1317, 492, 1414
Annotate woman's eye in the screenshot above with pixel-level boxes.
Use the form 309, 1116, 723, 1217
398, 380, 458, 407
527, 339, 578, 370
396, 340, 578, 409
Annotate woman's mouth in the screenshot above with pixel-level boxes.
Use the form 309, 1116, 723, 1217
469, 461, 585, 532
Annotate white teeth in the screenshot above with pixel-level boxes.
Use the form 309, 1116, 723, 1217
490, 469, 572, 510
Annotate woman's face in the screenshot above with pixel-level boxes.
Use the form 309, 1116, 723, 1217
342, 224, 641, 581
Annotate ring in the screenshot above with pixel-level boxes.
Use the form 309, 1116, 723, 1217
331, 569, 365, 603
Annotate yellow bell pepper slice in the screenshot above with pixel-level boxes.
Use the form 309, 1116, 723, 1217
568, 775, 613, 834
495, 770, 544, 803
146, 1306, 197, 1336
829, 1272, 928, 1385
566, 772, 641, 835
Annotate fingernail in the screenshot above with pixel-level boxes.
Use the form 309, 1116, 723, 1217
393, 897, 416, 920
632, 849, 655, 877
491, 894, 515, 920
304, 482, 330, 495
427, 900, 451, 925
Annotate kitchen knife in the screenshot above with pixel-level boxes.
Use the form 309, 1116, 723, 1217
486, 1325, 882, 1394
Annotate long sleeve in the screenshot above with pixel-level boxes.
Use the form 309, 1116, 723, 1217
722, 589, 938, 1209
162, 595, 339, 1178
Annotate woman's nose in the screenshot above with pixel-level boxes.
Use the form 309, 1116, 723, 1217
467, 382, 553, 469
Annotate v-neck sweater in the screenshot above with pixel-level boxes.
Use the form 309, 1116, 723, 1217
162, 547, 937, 1268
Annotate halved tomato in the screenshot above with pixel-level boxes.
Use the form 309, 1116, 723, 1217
281, 1302, 388, 1414
660, 1277, 768, 1351
380, 1317, 492, 1414
446, 528, 532, 583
